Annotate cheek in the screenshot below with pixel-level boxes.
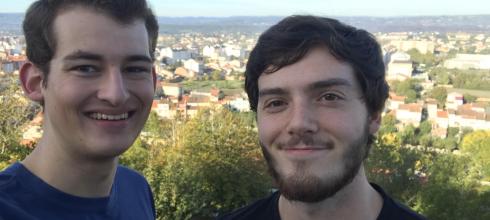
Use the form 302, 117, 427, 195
129, 81, 155, 103
257, 115, 280, 144
319, 109, 366, 138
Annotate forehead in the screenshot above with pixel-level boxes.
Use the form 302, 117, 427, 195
51, 6, 150, 59
258, 47, 360, 93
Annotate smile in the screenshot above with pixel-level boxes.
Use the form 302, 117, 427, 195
88, 112, 130, 121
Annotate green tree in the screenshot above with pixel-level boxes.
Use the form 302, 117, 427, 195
406, 49, 436, 67
463, 93, 477, 103
428, 87, 447, 108
390, 79, 421, 103
460, 130, 490, 178
0, 77, 37, 169
418, 120, 432, 136
397, 124, 418, 145
378, 114, 398, 135
368, 134, 489, 220
211, 70, 223, 81
366, 139, 425, 208
143, 108, 271, 220
429, 67, 451, 85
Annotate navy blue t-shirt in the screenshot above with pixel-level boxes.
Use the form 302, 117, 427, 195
0, 162, 155, 220
218, 183, 426, 220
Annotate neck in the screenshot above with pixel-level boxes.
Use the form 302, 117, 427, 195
22, 136, 118, 198
279, 166, 383, 220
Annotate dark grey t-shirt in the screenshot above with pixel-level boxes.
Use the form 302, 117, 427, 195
218, 183, 426, 220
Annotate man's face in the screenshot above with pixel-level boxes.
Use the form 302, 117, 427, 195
40, 7, 155, 160
256, 47, 380, 202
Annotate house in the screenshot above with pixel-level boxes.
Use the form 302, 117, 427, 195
425, 99, 438, 120
184, 59, 201, 74
446, 92, 464, 110
395, 103, 423, 126
151, 100, 177, 119
444, 54, 490, 70
387, 93, 406, 110
174, 67, 195, 78
227, 96, 250, 112
386, 51, 413, 80
389, 40, 435, 54
161, 83, 183, 98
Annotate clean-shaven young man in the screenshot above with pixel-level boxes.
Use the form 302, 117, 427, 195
0, 0, 158, 219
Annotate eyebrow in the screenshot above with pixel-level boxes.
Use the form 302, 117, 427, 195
258, 78, 353, 98
258, 88, 287, 98
63, 50, 152, 63
124, 55, 153, 63
63, 51, 102, 61
306, 78, 353, 92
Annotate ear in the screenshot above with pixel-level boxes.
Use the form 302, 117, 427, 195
368, 112, 382, 135
19, 62, 44, 103
152, 67, 157, 91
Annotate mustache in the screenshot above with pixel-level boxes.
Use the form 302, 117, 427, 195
274, 135, 334, 150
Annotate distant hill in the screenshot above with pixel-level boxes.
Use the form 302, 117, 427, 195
2, 13, 490, 35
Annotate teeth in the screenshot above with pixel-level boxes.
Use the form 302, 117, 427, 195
89, 112, 129, 120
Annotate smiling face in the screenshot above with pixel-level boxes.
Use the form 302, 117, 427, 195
256, 47, 380, 202
36, 7, 155, 160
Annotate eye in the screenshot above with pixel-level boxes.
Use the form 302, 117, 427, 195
72, 65, 99, 74
125, 66, 151, 74
263, 99, 287, 113
319, 93, 343, 102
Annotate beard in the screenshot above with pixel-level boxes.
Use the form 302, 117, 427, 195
260, 123, 371, 203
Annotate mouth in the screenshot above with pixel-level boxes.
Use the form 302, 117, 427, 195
281, 145, 330, 158
284, 147, 327, 152
86, 111, 135, 121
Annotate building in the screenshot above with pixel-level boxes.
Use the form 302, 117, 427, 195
446, 92, 464, 110
390, 40, 435, 54
183, 59, 201, 74
227, 97, 250, 112
395, 103, 423, 126
426, 99, 438, 120
161, 83, 183, 98
444, 54, 490, 70
386, 51, 413, 80
387, 93, 406, 110
152, 100, 177, 119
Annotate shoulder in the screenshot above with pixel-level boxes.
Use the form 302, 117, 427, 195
0, 163, 35, 220
115, 166, 149, 185
114, 165, 155, 218
218, 191, 280, 220
0, 163, 21, 179
114, 165, 153, 196
372, 183, 427, 220
0, 163, 23, 191
115, 165, 153, 196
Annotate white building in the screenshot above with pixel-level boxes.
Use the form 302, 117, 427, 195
161, 83, 183, 98
228, 97, 250, 112
184, 59, 201, 73
390, 40, 435, 54
446, 92, 464, 110
386, 51, 413, 80
395, 103, 423, 126
444, 54, 490, 70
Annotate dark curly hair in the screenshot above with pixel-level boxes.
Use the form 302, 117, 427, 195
245, 15, 389, 117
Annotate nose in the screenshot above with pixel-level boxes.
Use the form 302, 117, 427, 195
286, 101, 319, 136
97, 68, 129, 106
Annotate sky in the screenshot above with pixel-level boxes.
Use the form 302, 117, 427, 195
0, 0, 489, 17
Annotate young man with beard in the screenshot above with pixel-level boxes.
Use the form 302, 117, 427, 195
0, 0, 158, 219
219, 15, 426, 220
